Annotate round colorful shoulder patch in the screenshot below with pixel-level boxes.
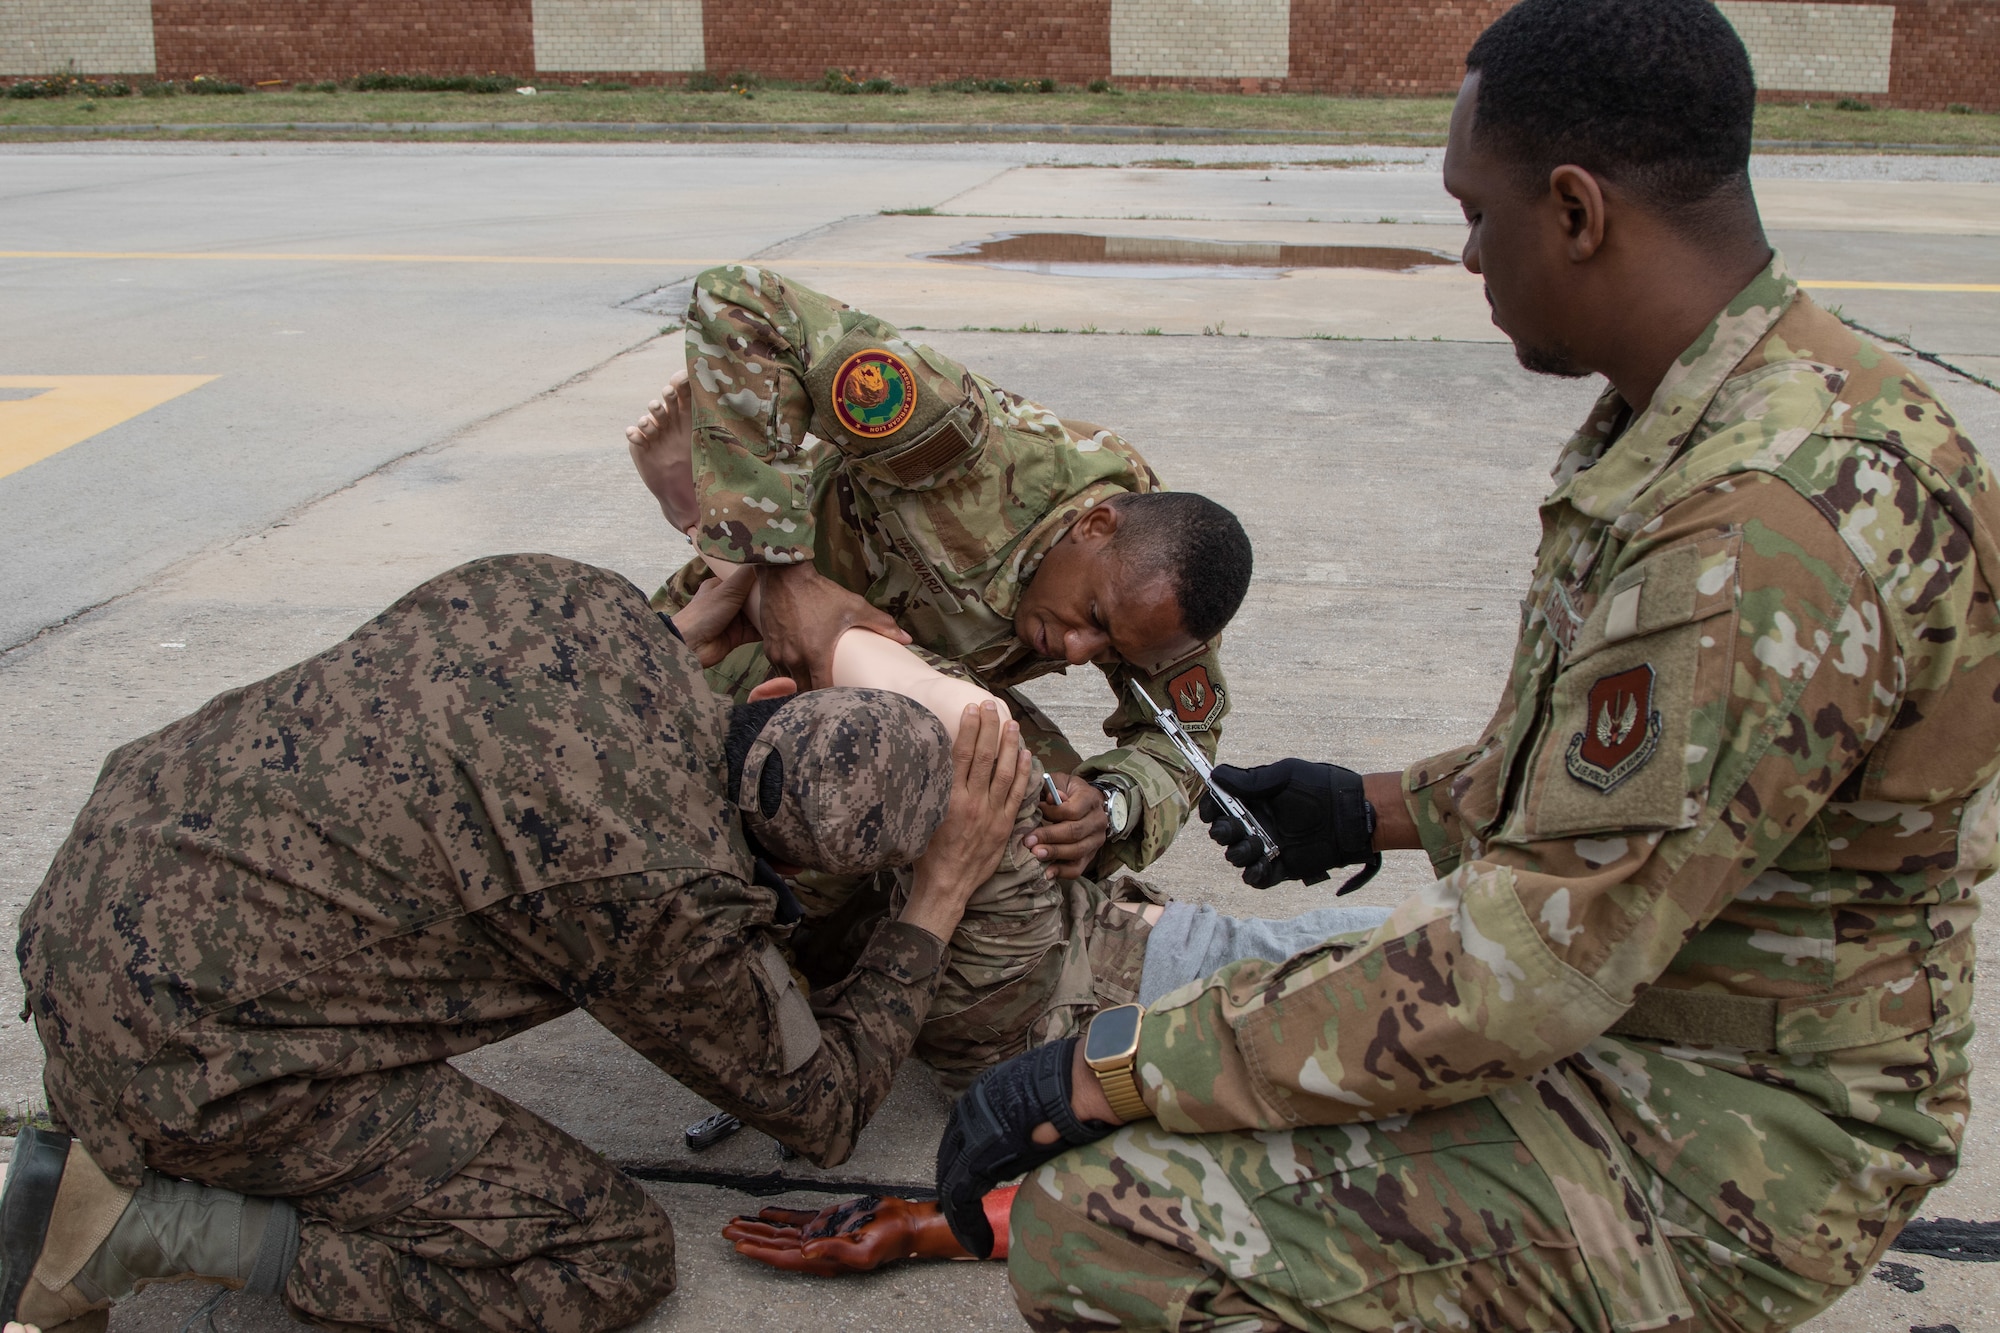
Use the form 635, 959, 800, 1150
831, 348, 917, 439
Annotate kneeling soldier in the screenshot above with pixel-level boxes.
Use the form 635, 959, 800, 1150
3, 552, 1029, 1332
938, 4, 1992, 1331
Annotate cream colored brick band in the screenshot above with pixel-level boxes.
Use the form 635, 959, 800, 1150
0, 0, 155, 77
1717, 1, 1894, 93
531, 0, 705, 73
1110, 0, 1289, 79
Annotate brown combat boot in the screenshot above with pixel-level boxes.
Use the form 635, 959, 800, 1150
2, 1127, 127, 1332
1, 1127, 299, 1330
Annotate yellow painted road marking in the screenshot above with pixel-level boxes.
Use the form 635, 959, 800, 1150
1800, 280, 2000, 293
0, 375, 217, 481
0, 250, 942, 271
2, 251, 1992, 292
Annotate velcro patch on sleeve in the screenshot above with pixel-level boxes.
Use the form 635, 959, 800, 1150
802, 324, 968, 464
1166, 664, 1223, 731
755, 941, 823, 1075
1503, 534, 1739, 842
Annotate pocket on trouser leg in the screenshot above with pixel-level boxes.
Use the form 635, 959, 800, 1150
920, 882, 1116, 1091
1489, 1065, 1694, 1331
1244, 1102, 1644, 1331
917, 942, 1069, 1082
1081, 888, 1153, 1008
1016, 1124, 1306, 1330
1010, 1137, 1293, 1333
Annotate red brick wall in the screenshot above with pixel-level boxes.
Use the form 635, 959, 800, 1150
703, 1, 1112, 86
1286, 0, 1507, 94
150, 0, 535, 83
40, 0, 1997, 112
1887, 0, 2000, 111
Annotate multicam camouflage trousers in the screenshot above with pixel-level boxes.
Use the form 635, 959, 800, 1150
1009, 1057, 1848, 1333
652, 574, 1155, 1094
81, 1058, 675, 1333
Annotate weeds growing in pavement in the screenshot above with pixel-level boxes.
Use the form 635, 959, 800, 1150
933, 76, 1057, 94
353, 71, 516, 94
821, 68, 907, 95
6, 76, 132, 98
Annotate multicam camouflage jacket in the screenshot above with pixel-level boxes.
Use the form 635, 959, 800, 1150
680, 264, 1231, 873
1132, 258, 1991, 1288
17, 555, 945, 1186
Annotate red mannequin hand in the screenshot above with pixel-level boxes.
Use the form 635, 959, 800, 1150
723, 1186, 1018, 1275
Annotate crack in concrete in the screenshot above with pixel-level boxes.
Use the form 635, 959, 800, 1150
1838, 315, 2000, 395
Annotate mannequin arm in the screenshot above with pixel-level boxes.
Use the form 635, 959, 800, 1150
701, 553, 1006, 738
829, 627, 1009, 736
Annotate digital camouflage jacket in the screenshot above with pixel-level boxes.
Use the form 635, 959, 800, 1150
679, 265, 1231, 873
1131, 258, 1991, 1290
17, 555, 945, 1188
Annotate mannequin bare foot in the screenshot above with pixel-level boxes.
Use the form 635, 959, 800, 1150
626, 369, 699, 533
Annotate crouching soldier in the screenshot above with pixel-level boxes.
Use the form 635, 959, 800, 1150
1, 552, 1031, 1332
627, 266, 1256, 1089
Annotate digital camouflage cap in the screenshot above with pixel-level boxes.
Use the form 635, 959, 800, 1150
737, 688, 953, 874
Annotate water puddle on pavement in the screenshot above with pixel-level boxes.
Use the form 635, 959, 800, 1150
926, 232, 1457, 280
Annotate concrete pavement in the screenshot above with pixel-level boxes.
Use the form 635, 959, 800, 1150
1, 142, 1996, 1332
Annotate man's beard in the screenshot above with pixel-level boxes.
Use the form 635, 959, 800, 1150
1486, 285, 1588, 379
1511, 336, 1590, 379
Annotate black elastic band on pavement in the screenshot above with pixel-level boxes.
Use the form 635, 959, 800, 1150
620, 1161, 935, 1200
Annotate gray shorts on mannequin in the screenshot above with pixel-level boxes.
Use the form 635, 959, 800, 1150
1137, 901, 1394, 1007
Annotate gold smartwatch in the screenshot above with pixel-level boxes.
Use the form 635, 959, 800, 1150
1083, 1003, 1150, 1122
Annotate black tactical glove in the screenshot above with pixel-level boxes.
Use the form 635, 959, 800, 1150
1199, 759, 1381, 892
935, 1037, 1113, 1258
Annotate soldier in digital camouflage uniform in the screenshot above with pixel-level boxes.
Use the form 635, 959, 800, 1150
985, 4, 1992, 1330
6, 553, 1018, 1332
644, 265, 1254, 1087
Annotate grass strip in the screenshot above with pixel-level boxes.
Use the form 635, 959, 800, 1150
1, 87, 1994, 150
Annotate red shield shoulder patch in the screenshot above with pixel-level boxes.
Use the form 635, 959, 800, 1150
1166, 664, 1223, 732
1564, 664, 1662, 793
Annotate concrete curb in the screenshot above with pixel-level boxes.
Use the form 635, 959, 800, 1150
1, 121, 1409, 139
0, 122, 1991, 153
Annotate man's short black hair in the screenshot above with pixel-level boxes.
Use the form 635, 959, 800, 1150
1109, 492, 1253, 642
1465, 0, 1757, 232
725, 696, 788, 817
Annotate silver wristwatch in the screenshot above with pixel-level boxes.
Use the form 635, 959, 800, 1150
1090, 779, 1133, 839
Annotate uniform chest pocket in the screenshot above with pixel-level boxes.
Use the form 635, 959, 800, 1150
1501, 533, 1740, 843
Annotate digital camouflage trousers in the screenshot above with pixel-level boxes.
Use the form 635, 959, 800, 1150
104, 1060, 675, 1333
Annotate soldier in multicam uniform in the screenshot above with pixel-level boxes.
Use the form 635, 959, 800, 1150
626, 266, 1256, 1087
0, 553, 1033, 1332
929, 4, 1993, 1330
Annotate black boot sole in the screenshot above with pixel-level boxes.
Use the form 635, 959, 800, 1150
1, 1125, 72, 1320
